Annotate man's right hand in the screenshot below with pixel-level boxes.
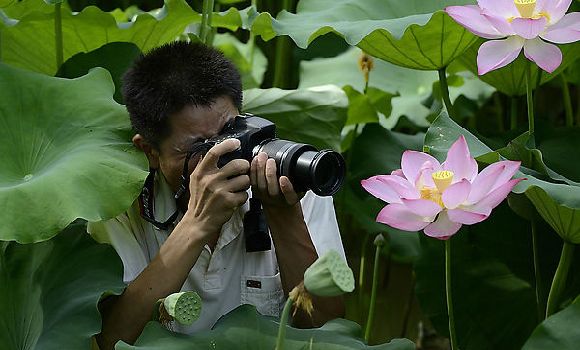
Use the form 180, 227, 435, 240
185, 138, 250, 244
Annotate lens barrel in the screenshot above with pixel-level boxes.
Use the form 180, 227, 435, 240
255, 139, 345, 196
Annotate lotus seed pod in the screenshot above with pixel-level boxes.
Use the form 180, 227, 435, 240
162, 291, 202, 326
303, 250, 355, 297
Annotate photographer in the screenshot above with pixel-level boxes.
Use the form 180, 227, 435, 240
88, 41, 346, 350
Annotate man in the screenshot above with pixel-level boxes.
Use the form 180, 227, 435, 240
88, 41, 346, 350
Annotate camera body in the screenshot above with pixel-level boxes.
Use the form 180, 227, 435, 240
205, 114, 345, 196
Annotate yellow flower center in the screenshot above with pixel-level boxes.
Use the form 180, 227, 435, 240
432, 170, 454, 192
514, 0, 536, 18
419, 171, 454, 208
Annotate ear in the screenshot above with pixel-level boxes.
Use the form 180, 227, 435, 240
133, 134, 160, 169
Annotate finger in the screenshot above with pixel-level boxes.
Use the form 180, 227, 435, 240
197, 138, 240, 172
265, 158, 279, 197
227, 191, 249, 207
219, 159, 250, 179
224, 174, 251, 193
256, 152, 268, 192
250, 156, 258, 188
279, 176, 299, 204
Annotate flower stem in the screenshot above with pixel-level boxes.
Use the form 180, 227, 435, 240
525, 62, 535, 136
438, 67, 455, 120
510, 96, 518, 130
275, 295, 294, 350
531, 219, 545, 320
358, 234, 369, 296
560, 74, 574, 127
200, 0, 215, 46
54, 2, 63, 70
273, 0, 293, 88
546, 241, 575, 318
364, 236, 383, 342
445, 239, 458, 350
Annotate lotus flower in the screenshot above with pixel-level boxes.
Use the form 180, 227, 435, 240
361, 136, 524, 239
446, 0, 580, 75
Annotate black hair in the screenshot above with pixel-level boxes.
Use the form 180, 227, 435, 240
122, 41, 243, 148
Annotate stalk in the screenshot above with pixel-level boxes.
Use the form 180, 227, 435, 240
560, 74, 573, 127
200, 0, 215, 45
206, 2, 219, 47
247, 0, 258, 67
358, 234, 369, 297
273, 0, 293, 87
546, 242, 575, 317
364, 234, 384, 342
525, 62, 535, 136
55, 2, 63, 69
531, 219, 544, 320
445, 239, 458, 350
510, 96, 518, 130
438, 67, 455, 120
275, 296, 294, 350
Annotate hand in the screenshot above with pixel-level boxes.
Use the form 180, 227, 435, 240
185, 139, 250, 243
250, 152, 303, 210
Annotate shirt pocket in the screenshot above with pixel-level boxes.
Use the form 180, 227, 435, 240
240, 272, 285, 317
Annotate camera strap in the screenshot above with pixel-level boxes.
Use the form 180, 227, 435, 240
243, 197, 272, 252
138, 168, 179, 230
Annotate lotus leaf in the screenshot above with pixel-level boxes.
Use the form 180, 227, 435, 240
272, 0, 478, 70
0, 222, 125, 350
117, 304, 415, 349
0, 63, 147, 243
522, 295, 580, 350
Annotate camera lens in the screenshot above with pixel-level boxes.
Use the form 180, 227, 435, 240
256, 140, 345, 196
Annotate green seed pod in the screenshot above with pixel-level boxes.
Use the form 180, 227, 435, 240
303, 250, 355, 297
161, 291, 202, 326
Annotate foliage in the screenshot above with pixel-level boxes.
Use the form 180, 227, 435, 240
117, 304, 415, 350
0, 222, 125, 349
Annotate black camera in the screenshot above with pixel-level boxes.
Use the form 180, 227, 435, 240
206, 114, 345, 196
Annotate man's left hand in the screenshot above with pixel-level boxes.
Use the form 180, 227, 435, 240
250, 152, 303, 209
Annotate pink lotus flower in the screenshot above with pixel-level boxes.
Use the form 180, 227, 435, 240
361, 136, 524, 239
445, 0, 580, 75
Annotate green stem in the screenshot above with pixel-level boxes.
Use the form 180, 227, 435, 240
560, 74, 574, 127
200, 0, 215, 45
531, 219, 544, 320
358, 234, 369, 296
546, 241, 575, 317
247, 0, 258, 68
364, 239, 382, 342
275, 296, 294, 350
510, 96, 518, 130
445, 239, 458, 350
438, 67, 455, 120
55, 2, 63, 70
206, 2, 219, 47
525, 62, 535, 136
273, 0, 293, 88
576, 88, 580, 126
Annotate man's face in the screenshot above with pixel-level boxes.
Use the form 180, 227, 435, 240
152, 96, 239, 200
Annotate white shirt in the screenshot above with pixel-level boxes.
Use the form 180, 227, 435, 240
88, 172, 345, 333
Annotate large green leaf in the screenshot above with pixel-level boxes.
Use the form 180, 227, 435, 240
272, 0, 478, 70
117, 304, 416, 349
56, 41, 142, 103
300, 47, 494, 129
243, 86, 348, 151
0, 0, 195, 75
424, 111, 580, 243
458, 40, 580, 96
0, 63, 147, 243
0, 222, 125, 350
522, 295, 580, 350
213, 33, 267, 90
